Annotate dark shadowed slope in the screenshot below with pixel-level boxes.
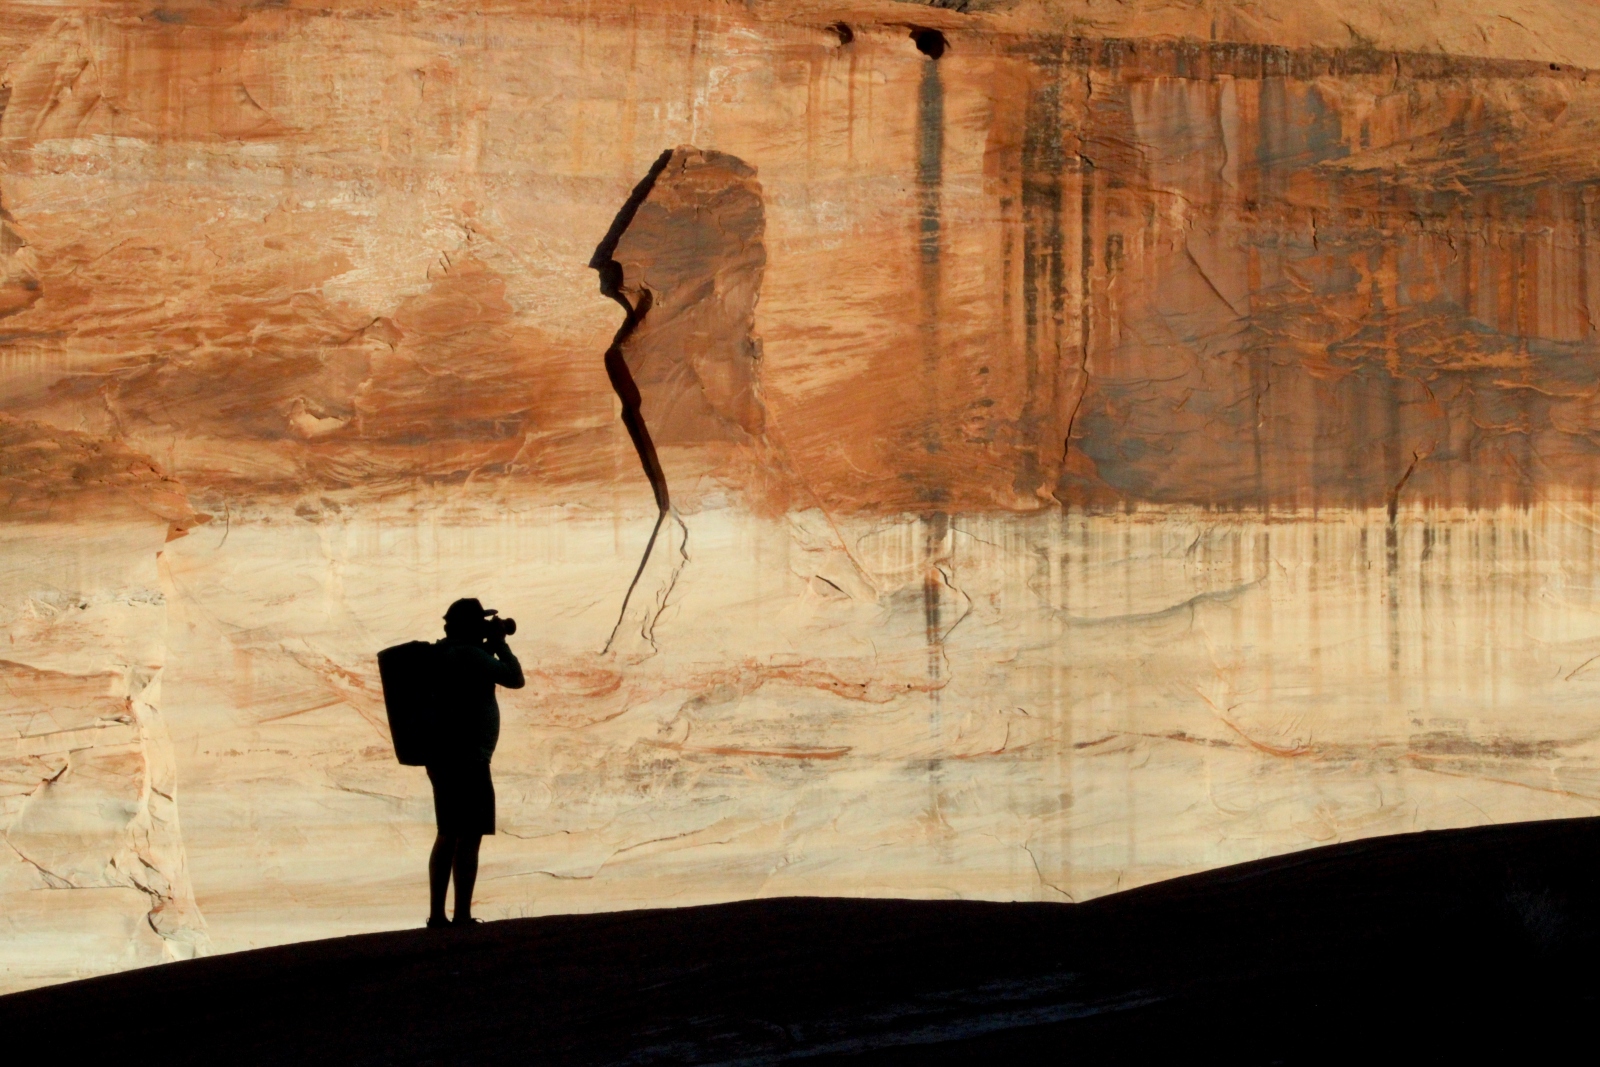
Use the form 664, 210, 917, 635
6, 818, 1598, 1065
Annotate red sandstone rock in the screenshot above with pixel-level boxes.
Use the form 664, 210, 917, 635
5, 0, 1600, 993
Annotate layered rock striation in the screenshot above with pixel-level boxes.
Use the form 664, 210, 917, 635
5, 0, 1600, 990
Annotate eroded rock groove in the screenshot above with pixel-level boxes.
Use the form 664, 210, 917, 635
591, 150, 676, 654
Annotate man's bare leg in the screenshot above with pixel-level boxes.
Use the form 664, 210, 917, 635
452, 834, 484, 922
429, 833, 457, 924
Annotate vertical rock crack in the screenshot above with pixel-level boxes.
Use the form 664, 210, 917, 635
590, 151, 680, 654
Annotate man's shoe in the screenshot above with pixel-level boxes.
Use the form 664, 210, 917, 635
426, 916, 451, 930
451, 916, 484, 928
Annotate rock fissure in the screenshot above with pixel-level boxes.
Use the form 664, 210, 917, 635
591, 150, 678, 655
589, 146, 771, 653
3, 837, 74, 889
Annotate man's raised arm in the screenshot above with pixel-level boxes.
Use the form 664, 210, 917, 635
483, 639, 525, 689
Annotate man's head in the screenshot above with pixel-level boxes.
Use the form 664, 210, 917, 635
443, 597, 495, 640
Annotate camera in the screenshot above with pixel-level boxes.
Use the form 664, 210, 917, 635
483, 614, 517, 638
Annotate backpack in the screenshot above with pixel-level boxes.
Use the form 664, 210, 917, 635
376, 640, 443, 766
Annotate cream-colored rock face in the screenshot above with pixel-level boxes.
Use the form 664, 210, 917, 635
12, 499, 1600, 989
1, 524, 208, 990
5, 0, 1600, 991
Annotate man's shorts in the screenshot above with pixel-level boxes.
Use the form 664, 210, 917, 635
425, 759, 496, 836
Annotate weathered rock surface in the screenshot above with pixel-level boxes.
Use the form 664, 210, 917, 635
5, 0, 1600, 990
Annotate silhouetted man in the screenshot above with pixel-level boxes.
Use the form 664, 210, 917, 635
426, 597, 524, 928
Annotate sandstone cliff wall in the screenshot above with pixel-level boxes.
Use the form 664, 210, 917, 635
5, 0, 1600, 990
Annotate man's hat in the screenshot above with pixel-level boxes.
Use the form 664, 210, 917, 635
444, 597, 497, 625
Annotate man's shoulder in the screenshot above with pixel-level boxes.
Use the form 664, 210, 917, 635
439, 639, 499, 669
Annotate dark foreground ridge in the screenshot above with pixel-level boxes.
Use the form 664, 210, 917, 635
6, 817, 1598, 1064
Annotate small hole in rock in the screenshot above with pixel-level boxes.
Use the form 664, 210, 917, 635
830, 22, 854, 46
911, 28, 947, 60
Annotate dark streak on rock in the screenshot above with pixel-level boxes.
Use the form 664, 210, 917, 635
1014, 41, 1066, 500
590, 149, 674, 654
917, 43, 945, 461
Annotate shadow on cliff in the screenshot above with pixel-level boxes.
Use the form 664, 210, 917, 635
4, 817, 1598, 1064
588, 145, 788, 656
